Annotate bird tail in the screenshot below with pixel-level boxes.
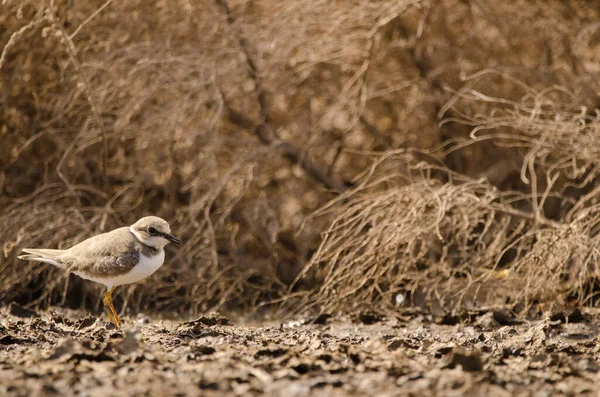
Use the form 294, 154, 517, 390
18, 248, 65, 268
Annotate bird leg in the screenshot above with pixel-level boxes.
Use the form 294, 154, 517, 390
103, 287, 121, 327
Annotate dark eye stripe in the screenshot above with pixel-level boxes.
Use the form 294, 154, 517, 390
147, 227, 167, 238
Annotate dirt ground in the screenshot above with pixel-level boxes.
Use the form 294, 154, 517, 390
1, 305, 599, 397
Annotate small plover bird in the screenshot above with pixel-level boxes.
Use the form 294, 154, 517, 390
18, 216, 181, 327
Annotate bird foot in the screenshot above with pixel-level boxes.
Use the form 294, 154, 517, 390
103, 287, 121, 327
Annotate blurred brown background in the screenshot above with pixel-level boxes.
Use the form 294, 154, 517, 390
2, 0, 600, 317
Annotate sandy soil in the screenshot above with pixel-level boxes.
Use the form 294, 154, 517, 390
1, 304, 599, 396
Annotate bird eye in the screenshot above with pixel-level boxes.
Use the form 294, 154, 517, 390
148, 227, 157, 234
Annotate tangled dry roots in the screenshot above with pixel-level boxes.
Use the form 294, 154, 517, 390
297, 153, 600, 316
295, 75, 600, 316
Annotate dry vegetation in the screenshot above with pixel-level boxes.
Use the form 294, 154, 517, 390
2, 0, 600, 319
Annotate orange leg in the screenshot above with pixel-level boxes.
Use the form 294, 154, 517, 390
103, 287, 121, 327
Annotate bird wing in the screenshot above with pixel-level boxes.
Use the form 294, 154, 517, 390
58, 227, 140, 277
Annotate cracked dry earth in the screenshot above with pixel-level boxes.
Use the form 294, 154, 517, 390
1, 305, 600, 396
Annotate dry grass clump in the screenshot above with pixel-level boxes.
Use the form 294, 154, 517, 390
298, 77, 600, 315
292, 155, 520, 314
298, 159, 600, 316
507, 214, 600, 309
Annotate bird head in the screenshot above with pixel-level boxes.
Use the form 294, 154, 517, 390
130, 216, 181, 249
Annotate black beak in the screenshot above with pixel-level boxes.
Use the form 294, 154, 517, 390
165, 233, 182, 245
